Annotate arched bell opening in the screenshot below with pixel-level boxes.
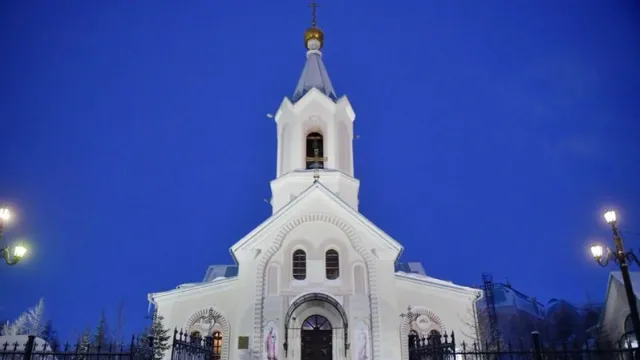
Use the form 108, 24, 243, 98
305, 132, 324, 169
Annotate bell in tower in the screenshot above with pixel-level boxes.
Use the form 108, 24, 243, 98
305, 132, 324, 169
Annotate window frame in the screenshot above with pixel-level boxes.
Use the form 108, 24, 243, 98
292, 249, 307, 280
325, 249, 340, 280
212, 331, 222, 356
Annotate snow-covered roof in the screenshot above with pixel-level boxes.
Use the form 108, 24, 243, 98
203, 264, 238, 282
394, 262, 426, 275
395, 271, 481, 296
476, 282, 546, 319
0, 336, 50, 351
292, 50, 336, 102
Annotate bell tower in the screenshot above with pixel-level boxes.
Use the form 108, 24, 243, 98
270, 3, 359, 214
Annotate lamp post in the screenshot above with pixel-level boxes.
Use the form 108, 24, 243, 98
590, 210, 640, 348
0, 205, 28, 266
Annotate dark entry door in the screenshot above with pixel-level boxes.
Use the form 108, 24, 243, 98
301, 315, 332, 360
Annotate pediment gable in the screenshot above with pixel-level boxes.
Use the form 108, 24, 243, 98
230, 181, 403, 261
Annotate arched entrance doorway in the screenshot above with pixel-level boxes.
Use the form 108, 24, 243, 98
301, 315, 332, 360
283, 293, 349, 359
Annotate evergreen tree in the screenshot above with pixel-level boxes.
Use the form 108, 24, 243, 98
24, 298, 46, 337
147, 315, 171, 360
1, 313, 29, 336
1, 298, 45, 336
93, 310, 110, 348
75, 327, 91, 360
112, 301, 125, 348
42, 320, 60, 351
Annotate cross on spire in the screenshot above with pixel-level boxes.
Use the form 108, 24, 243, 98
309, 1, 320, 27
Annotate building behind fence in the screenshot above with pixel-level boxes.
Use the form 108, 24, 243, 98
409, 331, 636, 360
4, 329, 636, 360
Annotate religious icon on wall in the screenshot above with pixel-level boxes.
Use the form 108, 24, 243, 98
263, 321, 278, 360
353, 321, 370, 360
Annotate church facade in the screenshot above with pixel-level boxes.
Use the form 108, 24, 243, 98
148, 15, 482, 360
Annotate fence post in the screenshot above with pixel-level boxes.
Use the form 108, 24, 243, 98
531, 331, 543, 360
23, 335, 36, 360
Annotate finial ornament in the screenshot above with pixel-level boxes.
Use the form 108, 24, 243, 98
304, 1, 324, 50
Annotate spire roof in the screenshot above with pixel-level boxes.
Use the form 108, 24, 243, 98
292, 50, 337, 102
292, 2, 336, 102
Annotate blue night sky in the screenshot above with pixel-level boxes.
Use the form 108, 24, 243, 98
1, 0, 639, 342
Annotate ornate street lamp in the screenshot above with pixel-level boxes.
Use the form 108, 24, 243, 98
1, 243, 27, 265
0, 205, 28, 266
590, 210, 640, 348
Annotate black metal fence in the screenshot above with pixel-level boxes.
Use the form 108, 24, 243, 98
170, 329, 214, 360
0, 335, 154, 360
409, 331, 636, 360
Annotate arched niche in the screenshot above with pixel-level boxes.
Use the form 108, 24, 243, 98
185, 307, 230, 360
400, 306, 445, 360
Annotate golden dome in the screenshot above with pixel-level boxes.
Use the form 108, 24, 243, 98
304, 27, 324, 49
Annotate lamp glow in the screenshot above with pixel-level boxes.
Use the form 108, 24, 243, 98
604, 210, 617, 224
12, 245, 27, 258
590, 244, 604, 259
0, 207, 10, 221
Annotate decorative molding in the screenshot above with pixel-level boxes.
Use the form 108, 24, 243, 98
185, 307, 230, 360
400, 306, 446, 360
252, 212, 381, 360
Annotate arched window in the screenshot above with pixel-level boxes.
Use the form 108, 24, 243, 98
292, 250, 307, 280
190, 331, 202, 345
325, 249, 339, 279
302, 315, 332, 330
408, 330, 420, 349
305, 132, 324, 169
428, 330, 441, 346
625, 314, 633, 333
212, 331, 222, 358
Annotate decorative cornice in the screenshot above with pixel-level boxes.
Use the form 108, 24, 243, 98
252, 212, 382, 360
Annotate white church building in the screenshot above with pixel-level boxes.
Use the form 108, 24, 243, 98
148, 12, 482, 360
